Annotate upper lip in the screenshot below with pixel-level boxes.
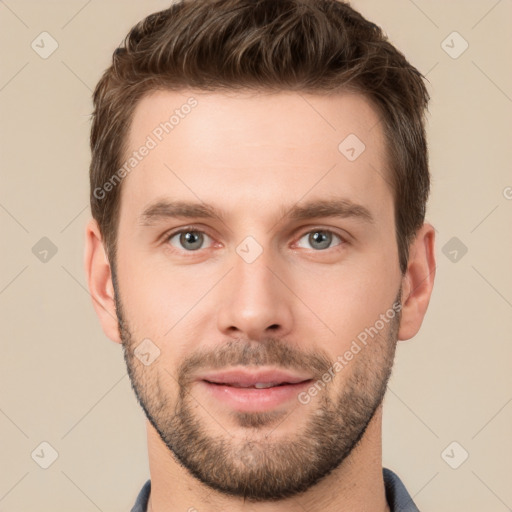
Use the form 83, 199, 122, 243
197, 368, 314, 387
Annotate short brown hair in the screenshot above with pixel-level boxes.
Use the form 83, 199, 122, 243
90, 0, 430, 274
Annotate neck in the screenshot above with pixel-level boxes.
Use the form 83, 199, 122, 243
146, 405, 390, 512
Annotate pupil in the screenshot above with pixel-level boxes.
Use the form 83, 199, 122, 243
182, 231, 202, 250
310, 231, 331, 250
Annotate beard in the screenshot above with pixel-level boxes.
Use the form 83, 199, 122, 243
113, 270, 401, 502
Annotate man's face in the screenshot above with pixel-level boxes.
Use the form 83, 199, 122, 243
113, 90, 403, 500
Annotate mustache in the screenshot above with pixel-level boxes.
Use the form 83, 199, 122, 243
176, 337, 334, 387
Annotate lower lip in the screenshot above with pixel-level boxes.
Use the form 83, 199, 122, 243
198, 380, 313, 412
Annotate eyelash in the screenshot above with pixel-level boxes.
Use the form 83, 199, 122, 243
162, 226, 348, 253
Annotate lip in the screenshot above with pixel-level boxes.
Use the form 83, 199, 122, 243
195, 367, 314, 413
196, 368, 314, 387
198, 379, 313, 412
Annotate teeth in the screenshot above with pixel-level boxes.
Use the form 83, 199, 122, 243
224, 382, 281, 388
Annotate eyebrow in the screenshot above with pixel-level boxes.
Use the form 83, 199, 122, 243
138, 198, 374, 226
284, 198, 374, 224
139, 201, 225, 225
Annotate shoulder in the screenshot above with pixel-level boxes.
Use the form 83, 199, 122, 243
383, 468, 420, 512
130, 479, 151, 512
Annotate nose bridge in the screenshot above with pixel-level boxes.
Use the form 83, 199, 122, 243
233, 245, 276, 304
216, 241, 293, 339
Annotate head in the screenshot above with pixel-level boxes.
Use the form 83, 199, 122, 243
85, 0, 435, 502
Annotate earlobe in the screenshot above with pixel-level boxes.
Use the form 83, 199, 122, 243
84, 218, 122, 344
398, 223, 436, 341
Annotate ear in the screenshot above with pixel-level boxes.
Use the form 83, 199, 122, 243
84, 218, 121, 344
398, 223, 436, 341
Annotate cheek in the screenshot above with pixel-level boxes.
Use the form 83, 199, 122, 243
288, 251, 400, 350
116, 247, 217, 341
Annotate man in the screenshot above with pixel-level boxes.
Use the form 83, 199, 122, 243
84, 0, 436, 510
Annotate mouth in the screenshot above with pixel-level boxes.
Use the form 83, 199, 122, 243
203, 380, 312, 389
195, 368, 315, 412
197, 367, 314, 388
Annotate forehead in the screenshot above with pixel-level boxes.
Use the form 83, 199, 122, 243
120, 89, 391, 222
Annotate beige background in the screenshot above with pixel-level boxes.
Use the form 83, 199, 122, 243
1, 1, 511, 511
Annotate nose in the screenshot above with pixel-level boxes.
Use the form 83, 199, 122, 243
216, 246, 294, 341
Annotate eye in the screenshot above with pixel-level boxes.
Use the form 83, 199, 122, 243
296, 229, 344, 250
166, 229, 213, 251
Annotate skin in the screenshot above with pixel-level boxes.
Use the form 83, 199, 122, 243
85, 89, 435, 512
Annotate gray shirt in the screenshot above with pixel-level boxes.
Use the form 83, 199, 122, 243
131, 467, 420, 511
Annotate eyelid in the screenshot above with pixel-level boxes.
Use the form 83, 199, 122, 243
160, 224, 350, 252
162, 225, 217, 251
292, 227, 348, 250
